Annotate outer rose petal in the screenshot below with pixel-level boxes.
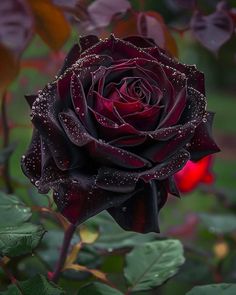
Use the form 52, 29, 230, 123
31, 85, 84, 170
108, 181, 166, 233
146, 47, 205, 95
188, 112, 220, 161
53, 177, 133, 225
175, 156, 214, 193
21, 130, 42, 185
59, 110, 151, 169
96, 149, 190, 193
59, 35, 100, 75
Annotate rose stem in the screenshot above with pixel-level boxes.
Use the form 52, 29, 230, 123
1, 91, 14, 194
0, 259, 22, 292
51, 223, 76, 283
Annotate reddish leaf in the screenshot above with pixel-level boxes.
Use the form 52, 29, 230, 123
137, 11, 178, 57
190, 9, 234, 53
27, 0, 71, 51
0, 0, 33, 56
113, 11, 178, 57
87, 0, 131, 29
112, 12, 138, 38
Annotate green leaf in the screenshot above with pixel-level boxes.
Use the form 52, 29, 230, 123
186, 283, 236, 295
0, 191, 31, 226
0, 223, 45, 257
86, 212, 157, 250
0, 275, 65, 295
0, 192, 45, 257
124, 239, 185, 292
78, 282, 123, 295
199, 213, 236, 234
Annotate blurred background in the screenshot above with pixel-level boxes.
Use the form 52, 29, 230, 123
0, 0, 236, 294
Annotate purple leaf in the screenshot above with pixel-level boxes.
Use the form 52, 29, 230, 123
190, 9, 234, 53
137, 12, 165, 48
87, 0, 131, 29
0, 0, 33, 56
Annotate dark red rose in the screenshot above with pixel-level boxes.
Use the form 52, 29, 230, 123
175, 155, 214, 193
21, 35, 220, 233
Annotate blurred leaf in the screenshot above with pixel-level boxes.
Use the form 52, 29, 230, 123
186, 283, 236, 295
27, 0, 71, 51
176, 255, 211, 283
0, 274, 65, 294
190, 9, 234, 53
0, 0, 33, 54
0, 143, 16, 165
137, 11, 178, 56
78, 282, 122, 295
0, 223, 45, 257
112, 12, 138, 37
113, 11, 177, 57
199, 213, 236, 234
79, 225, 99, 244
0, 45, 19, 91
0, 191, 31, 226
88, 0, 131, 29
124, 239, 185, 292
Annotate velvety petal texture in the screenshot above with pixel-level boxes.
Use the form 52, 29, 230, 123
21, 34, 220, 233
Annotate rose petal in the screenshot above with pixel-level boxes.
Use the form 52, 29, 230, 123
79, 35, 100, 52
90, 108, 140, 140
109, 134, 147, 147
142, 122, 195, 162
124, 36, 156, 48
31, 86, 84, 170
80, 34, 155, 61
21, 129, 42, 185
158, 87, 187, 128
71, 73, 97, 135
53, 174, 133, 225
108, 181, 162, 233
59, 35, 100, 75
188, 112, 220, 161
59, 110, 151, 169
59, 44, 80, 75
123, 105, 163, 131
146, 47, 205, 94
96, 149, 190, 192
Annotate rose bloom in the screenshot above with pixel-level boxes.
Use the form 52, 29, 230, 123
22, 35, 219, 233
175, 155, 214, 193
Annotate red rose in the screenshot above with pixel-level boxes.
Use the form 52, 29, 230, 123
22, 35, 220, 233
175, 155, 214, 193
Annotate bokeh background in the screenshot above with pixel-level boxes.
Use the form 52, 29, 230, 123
0, 0, 236, 294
